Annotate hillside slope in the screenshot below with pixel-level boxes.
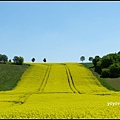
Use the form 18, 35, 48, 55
82, 63, 120, 91
10, 63, 110, 94
0, 64, 29, 91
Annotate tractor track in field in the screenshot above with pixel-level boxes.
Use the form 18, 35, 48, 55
38, 65, 52, 93
9, 63, 81, 105
62, 63, 81, 94
10, 65, 52, 105
9, 92, 33, 105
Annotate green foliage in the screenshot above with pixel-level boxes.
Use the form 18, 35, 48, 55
13, 56, 24, 65
31, 58, 35, 62
0, 54, 2, 61
118, 51, 120, 54
89, 57, 93, 62
101, 55, 114, 68
9, 59, 11, 62
43, 58, 46, 62
95, 60, 102, 74
101, 68, 110, 78
0, 54, 8, 64
80, 56, 85, 62
19, 57, 24, 65
93, 52, 120, 78
13, 56, 19, 64
109, 63, 120, 78
92, 56, 100, 67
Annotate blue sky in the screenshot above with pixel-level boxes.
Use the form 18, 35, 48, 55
0, 1, 120, 63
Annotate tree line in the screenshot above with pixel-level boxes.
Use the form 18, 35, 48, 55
2, 52, 120, 78
80, 52, 120, 78
92, 51, 120, 78
0, 53, 90, 65
0, 54, 8, 64
0, 54, 47, 65
0, 54, 24, 65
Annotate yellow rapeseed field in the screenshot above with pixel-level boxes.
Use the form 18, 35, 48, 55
0, 63, 120, 118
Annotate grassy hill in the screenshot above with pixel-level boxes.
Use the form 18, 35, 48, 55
0, 63, 29, 91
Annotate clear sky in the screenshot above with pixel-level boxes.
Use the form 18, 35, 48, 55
0, 1, 120, 63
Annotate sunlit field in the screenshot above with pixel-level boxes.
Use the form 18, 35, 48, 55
0, 63, 120, 118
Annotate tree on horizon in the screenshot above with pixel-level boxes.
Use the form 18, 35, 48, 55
89, 57, 93, 62
43, 58, 46, 62
80, 56, 85, 62
31, 58, 35, 62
